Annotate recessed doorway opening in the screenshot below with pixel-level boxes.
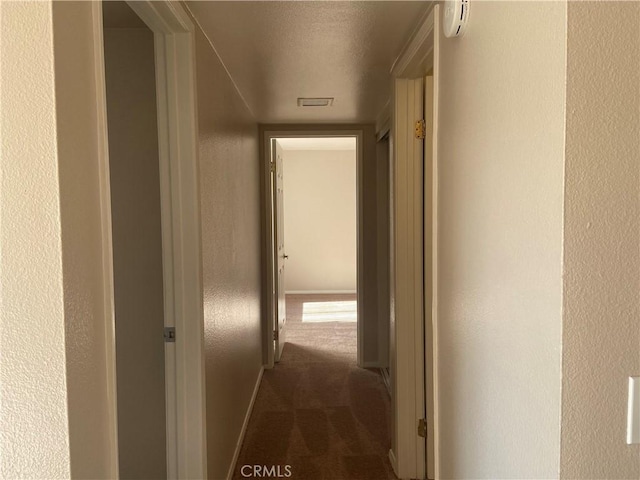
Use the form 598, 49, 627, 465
102, 4, 167, 477
100, 1, 205, 478
268, 135, 359, 365
261, 130, 366, 368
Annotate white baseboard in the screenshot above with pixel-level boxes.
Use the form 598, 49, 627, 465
388, 449, 398, 477
285, 290, 357, 295
226, 366, 264, 480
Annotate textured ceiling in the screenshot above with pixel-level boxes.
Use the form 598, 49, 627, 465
185, 1, 430, 124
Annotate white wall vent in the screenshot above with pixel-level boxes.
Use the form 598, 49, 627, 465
297, 97, 334, 107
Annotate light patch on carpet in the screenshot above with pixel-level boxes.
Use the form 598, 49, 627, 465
302, 301, 357, 323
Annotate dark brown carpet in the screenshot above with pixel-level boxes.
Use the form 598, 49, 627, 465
232, 295, 395, 480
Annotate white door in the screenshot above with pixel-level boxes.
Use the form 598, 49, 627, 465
424, 7, 441, 479
273, 140, 287, 362
390, 5, 441, 480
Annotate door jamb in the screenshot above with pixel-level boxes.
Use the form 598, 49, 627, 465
91, 4, 119, 476
260, 127, 364, 369
385, 5, 440, 480
391, 76, 426, 480
97, 2, 207, 478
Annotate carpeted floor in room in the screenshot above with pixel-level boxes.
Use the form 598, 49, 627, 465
232, 294, 395, 480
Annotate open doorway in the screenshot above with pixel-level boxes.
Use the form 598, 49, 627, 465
274, 137, 358, 364
102, 3, 167, 477
263, 133, 364, 367
100, 1, 205, 478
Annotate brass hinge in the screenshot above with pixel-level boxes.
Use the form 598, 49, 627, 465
415, 119, 426, 140
269, 162, 276, 173
418, 418, 427, 438
273, 329, 279, 341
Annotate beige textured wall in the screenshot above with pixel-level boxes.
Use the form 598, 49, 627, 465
193, 24, 264, 480
437, 2, 566, 477
376, 137, 390, 368
103, 25, 167, 479
561, 2, 640, 478
360, 125, 380, 365
0, 2, 71, 477
52, 3, 118, 477
282, 149, 357, 292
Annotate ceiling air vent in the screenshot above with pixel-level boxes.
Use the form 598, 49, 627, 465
297, 97, 334, 107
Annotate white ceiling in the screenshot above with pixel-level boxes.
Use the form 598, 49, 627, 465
276, 137, 356, 151
185, 1, 430, 124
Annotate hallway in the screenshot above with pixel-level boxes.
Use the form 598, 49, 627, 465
233, 295, 394, 479
4, 2, 640, 479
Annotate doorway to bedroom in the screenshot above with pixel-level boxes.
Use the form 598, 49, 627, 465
273, 136, 358, 364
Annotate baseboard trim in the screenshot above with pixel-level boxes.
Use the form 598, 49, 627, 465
226, 366, 264, 480
388, 449, 398, 477
285, 290, 357, 295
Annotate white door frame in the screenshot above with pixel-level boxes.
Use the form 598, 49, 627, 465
391, 75, 425, 480
386, 5, 440, 480
260, 127, 364, 368
95, 2, 207, 478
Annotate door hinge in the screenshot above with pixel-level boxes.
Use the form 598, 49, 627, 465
273, 329, 279, 341
418, 418, 427, 438
164, 326, 176, 343
269, 161, 276, 173
415, 119, 426, 140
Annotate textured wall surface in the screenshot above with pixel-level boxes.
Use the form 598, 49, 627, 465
357, 126, 380, 365
104, 26, 167, 479
193, 23, 264, 480
52, 2, 118, 477
437, 2, 566, 477
282, 149, 357, 292
376, 137, 390, 368
561, 3, 640, 478
0, 2, 71, 477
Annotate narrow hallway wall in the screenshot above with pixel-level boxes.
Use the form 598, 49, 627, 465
191, 16, 264, 480
561, 2, 640, 477
1, 2, 71, 477
437, 2, 566, 477
52, 2, 119, 477
375, 137, 390, 368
